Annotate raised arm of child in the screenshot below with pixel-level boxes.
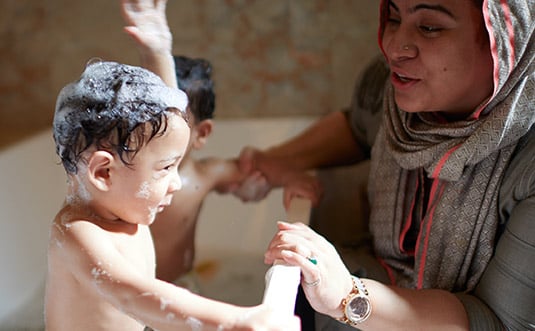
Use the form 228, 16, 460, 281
120, 0, 177, 88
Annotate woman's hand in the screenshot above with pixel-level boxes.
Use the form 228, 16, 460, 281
233, 146, 324, 203
237, 146, 301, 188
229, 147, 274, 202
282, 172, 323, 210
264, 221, 353, 319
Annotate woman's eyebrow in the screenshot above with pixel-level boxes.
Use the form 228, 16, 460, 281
389, 1, 456, 19
389, 1, 400, 13
410, 3, 456, 18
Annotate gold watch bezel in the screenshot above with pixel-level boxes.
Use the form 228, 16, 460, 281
338, 276, 372, 326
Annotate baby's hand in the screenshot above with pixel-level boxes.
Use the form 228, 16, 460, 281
282, 172, 322, 210
232, 171, 272, 202
232, 305, 301, 330
120, 0, 172, 54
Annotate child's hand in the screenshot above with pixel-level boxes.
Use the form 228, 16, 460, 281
232, 305, 301, 330
120, 0, 172, 55
232, 171, 272, 202
282, 172, 323, 210
120, 0, 177, 87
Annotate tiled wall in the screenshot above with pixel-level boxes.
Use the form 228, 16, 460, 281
0, 0, 381, 149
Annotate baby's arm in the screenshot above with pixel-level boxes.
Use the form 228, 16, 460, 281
59, 219, 297, 330
206, 156, 321, 207
120, 0, 177, 88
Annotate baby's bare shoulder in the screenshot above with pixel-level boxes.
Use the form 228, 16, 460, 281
49, 207, 145, 266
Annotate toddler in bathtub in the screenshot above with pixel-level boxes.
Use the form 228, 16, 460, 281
120, 0, 322, 289
45, 60, 301, 331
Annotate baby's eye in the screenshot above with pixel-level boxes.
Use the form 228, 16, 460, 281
163, 161, 180, 173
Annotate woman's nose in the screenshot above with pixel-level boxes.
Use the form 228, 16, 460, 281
383, 29, 418, 62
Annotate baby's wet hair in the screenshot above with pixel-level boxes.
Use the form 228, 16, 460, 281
174, 55, 215, 122
53, 60, 189, 174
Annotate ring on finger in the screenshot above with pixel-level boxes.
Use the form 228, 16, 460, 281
303, 277, 321, 287
307, 255, 318, 265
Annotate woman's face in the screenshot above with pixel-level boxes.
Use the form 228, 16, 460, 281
381, 0, 494, 117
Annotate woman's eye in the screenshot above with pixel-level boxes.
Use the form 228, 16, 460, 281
386, 16, 401, 25
420, 25, 442, 33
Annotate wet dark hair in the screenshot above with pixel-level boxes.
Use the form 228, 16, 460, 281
53, 61, 189, 174
174, 55, 215, 122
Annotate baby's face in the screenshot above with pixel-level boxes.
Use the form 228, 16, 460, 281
109, 114, 190, 225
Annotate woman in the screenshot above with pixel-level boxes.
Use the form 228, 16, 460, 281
245, 0, 534, 329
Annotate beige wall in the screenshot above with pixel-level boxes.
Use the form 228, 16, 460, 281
0, 0, 381, 149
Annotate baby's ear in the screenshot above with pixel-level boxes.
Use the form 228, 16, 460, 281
191, 119, 213, 149
87, 151, 114, 191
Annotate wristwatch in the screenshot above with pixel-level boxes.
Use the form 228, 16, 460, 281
338, 275, 372, 326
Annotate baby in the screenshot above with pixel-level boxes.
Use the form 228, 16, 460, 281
45, 60, 299, 330
149, 55, 248, 285
120, 0, 318, 287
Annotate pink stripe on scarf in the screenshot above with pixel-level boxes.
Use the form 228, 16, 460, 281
416, 143, 459, 288
399, 176, 419, 255
500, 0, 516, 70
475, 0, 516, 118
416, 179, 446, 289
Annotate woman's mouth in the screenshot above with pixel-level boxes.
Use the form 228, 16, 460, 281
391, 72, 419, 89
396, 72, 412, 82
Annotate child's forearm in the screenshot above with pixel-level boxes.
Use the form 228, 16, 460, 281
140, 51, 177, 89
121, 0, 177, 88
103, 276, 243, 330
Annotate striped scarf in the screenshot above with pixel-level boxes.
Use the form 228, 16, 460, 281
369, 0, 535, 291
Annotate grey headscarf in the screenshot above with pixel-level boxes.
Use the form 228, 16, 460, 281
369, 0, 534, 291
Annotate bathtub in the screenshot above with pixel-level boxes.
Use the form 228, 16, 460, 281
0, 116, 316, 330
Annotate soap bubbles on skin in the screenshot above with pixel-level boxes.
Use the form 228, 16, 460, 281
148, 206, 158, 221
159, 296, 173, 311
91, 262, 112, 285
51, 223, 66, 249
76, 178, 91, 202
136, 181, 151, 199
185, 316, 203, 331
65, 163, 92, 204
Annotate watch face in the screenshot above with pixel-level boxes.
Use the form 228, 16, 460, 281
346, 295, 371, 322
